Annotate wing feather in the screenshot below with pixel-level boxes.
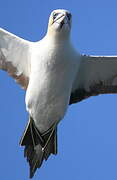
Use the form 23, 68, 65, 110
70, 55, 117, 104
0, 28, 30, 89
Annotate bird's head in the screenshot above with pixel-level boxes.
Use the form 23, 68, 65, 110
47, 9, 72, 40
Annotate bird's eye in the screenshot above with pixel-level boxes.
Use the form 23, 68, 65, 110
53, 13, 59, 19
67, 13, 72, 21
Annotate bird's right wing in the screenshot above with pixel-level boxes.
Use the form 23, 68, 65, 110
0, 28, 31, 89
70, 55, 117, 104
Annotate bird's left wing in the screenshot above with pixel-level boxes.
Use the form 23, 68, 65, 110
70, 55, 117, 104
0, 28, 31, 89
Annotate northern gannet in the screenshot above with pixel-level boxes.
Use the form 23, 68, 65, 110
0, 9, 117, 178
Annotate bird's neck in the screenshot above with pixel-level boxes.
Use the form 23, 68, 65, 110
46, 35, 71, 46
46, 28, 71, 43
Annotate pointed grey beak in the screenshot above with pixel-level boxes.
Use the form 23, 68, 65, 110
54, 13, 71, 29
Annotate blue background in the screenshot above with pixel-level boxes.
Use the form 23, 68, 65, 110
0, 0, 117, 179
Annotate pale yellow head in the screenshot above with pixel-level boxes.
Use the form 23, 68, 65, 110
46, 9, 72, 40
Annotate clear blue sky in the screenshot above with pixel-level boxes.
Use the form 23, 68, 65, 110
0, 0, 117, 179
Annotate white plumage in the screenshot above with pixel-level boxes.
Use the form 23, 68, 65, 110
0, 9, 117, 178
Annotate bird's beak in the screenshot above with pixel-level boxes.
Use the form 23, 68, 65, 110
53, 13, 70, 29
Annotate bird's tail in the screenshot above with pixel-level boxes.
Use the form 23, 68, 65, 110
20, 117, 57, 178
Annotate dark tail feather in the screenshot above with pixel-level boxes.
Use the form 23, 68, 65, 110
20, 117, 57, 178
42, 126, 57, 160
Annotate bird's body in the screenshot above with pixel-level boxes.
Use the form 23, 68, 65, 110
26, 37, 78, 133
1, 9, 117, 178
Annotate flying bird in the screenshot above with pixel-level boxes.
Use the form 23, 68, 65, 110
0, 9, 117, 178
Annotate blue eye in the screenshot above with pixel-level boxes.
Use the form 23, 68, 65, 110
67, 13, 71, 21
53, 13, 59, 19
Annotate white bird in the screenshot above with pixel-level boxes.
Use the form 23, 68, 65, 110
0, 9, 117, 178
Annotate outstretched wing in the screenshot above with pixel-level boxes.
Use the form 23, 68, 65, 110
0, 28, 31, 89
70, 55, 117, 104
